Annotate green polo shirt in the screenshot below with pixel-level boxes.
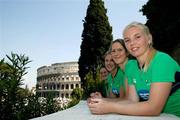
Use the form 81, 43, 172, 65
98, 79, 108, 97
107, 67, 125, 97
125, 51, 180, 116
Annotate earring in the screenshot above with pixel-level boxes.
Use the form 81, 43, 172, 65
148, 42, 152, 48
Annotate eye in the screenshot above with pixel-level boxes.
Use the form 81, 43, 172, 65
111, 50, 115, 53
136, 35, 141, 39
117, 48, 122, 52
135, 34, 142, 40
124, 39, 130, 43
110, 59, 114, 62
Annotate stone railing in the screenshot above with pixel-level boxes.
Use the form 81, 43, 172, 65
32, 101, 179, 120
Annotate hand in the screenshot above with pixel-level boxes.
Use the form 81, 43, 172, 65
88, 98, 109, 114
90, 92, 102, 98
87, 92, 103, 104
87, 97, 91, 104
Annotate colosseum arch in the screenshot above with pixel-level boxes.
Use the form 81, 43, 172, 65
36, 62, 81, 98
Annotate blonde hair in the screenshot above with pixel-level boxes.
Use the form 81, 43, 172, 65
123, 22, 150, 36
144, 48, 157, 71
123, 22, 156, 71
123, 21, 153, 47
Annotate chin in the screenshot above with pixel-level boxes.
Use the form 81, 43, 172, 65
131, 53, 139, 58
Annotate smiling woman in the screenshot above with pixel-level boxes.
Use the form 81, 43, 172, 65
87, 22, 180, 117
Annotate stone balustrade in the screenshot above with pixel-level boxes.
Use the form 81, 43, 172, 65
32, 101, 179, 120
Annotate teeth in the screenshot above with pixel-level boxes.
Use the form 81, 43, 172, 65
132, 47, 138, 51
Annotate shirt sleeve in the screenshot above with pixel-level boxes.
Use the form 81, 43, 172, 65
151, 53, 179, 83
125, 60, 136, 85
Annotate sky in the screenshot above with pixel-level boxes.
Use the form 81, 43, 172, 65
0, 0, 148, 89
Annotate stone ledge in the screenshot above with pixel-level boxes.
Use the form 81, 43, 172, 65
31, 101, 179, 120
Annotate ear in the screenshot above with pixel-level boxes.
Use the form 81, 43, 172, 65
148, 34, 152, 44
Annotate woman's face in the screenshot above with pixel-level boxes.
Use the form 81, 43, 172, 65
123, 26, 151, 58
104, 54, 116, 72
99, 67, 108, 81
111, 42, 127, 65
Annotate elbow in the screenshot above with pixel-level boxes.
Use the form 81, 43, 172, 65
143, 101, 163, 116
150, 110, 161, 116
147, 105, 162, 116
141, 109, 161, 116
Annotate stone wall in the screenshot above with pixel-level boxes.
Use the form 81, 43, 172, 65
36, 61, 81, 98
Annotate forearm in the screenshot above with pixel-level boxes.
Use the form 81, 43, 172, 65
110, 101, 161, 116
104, 96, 127, 102
110, 83, 171, 116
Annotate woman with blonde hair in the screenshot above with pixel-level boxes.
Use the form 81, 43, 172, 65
88, 22, 180, 117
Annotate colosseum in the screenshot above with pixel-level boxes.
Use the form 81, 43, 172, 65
36, 61, 81, 98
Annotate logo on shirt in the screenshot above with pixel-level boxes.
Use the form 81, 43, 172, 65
138, 89, 149, 101
112, 88, 119, 96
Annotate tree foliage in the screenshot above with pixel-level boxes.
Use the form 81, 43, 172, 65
141, 0, 180, 61
67, 87, 83, 107
82, 69, 101, 99
78, 0, 113, 94
0, 53, 61, 119
0, 53, 31, 119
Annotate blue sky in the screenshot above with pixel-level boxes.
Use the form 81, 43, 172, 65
0, 0, 148, 89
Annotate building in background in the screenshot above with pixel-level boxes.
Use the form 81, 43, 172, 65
36, 61, 81, 98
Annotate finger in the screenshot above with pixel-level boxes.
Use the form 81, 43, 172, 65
95, 92, 100, 96
95, 92, 100, 95
90, 98, 101, 103
87, 98, 91, 103
95, 92, 102, 98
90, 108, 101, 114
90, 93, 95, 97
88, 101, 97, 108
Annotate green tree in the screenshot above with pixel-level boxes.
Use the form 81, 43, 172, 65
83, 70, 100, 99
0, 53, 31, 120
24, 95, 43, 119
44, 92, 60, 115
68, 88, 83, 107
78, 0, 113, 95
0, 53, 64, 119
141, 0, 180, 60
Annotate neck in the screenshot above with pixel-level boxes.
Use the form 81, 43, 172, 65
119, 57, 128, 71
111, 67, 118, 78
137, 51, 149, 69
137, 47, 156, 70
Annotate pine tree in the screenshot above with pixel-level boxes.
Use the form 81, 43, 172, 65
141, 0, 180, 59
78, 0, 113, 94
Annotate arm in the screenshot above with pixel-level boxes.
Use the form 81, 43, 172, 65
87, 85, 138, 113
124, 78, 129, 98
88, 82, 172, 116
119, 87, 124, 98
88, 84, 137, 103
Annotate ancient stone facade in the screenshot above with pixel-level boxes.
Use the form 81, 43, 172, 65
36, 62, 81, 98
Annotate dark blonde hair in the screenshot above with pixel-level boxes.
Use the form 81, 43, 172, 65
109, 38, 134, 59
103, 50, 111, 59
109, 39, 128, 52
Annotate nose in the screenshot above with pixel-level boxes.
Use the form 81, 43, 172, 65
107, 60, 111, 65
113, 50, 118, 56
112, 49, 120, 56
129, 39, 135, 46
